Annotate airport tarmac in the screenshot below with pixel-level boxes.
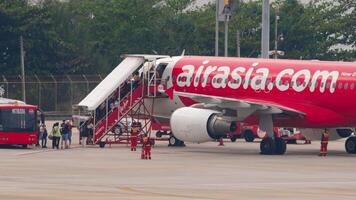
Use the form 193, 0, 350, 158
0, 135, 356, 200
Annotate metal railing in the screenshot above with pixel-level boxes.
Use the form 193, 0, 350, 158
0, 74, 105, 116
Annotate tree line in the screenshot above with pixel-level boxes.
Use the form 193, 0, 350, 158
0, 0, 355, 75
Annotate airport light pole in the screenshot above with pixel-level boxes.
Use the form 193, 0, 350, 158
20, 36, 26, 102
261, 0, 270, 59
224, 13, 229, 57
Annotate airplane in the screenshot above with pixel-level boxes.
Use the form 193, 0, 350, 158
152, 55, 356, 155
77, 54, 356, 155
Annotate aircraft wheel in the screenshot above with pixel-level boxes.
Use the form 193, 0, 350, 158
156, 131, 162, 138
99, 141, 106, 148
260, 137, 276, 155
244, 130, 255, 142
230, 135, 238, 142
345, 137, 356, 154
275, 137, 287, 155
169, 135, 185, 147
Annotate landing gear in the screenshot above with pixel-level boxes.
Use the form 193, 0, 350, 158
260, 137, 286, 155
345, 137, 356, 154
260, 138, 275, 155
243, 129, 255, 142
230, 135, 238, 142
99, 141, 106, 148
275, 137, 287, 155
259, 114, 286, 155
168, 135, 185, 147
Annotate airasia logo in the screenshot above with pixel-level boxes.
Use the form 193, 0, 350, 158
176, 60, 339, 93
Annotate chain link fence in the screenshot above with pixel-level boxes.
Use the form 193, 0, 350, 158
0, 74, 106, 117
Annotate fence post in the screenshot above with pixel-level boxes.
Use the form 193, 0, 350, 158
50, 74, 57, 112
34, 74, 41, 108
66, 75, 73, 115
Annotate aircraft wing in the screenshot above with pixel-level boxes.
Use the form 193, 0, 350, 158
175, 91, 305, 121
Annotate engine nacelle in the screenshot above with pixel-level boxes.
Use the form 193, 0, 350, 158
170, 107, 236, 143
300, 128, 353, 141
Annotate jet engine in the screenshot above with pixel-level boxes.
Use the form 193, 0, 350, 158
170, 107, 236, 143
300, 128, 353, 141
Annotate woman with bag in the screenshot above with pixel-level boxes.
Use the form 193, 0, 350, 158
52, 122, 61, 149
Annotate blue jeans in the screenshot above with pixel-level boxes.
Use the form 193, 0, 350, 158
62, 133, 69, 141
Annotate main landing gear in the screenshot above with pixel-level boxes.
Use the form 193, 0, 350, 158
259, 114, 287, 155
260, 137, 286, 155
345, 137, 356, 154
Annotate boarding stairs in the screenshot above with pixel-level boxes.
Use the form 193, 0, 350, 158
76, 55, 169, 146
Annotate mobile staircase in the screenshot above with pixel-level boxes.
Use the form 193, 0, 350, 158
75, 55, 169, 147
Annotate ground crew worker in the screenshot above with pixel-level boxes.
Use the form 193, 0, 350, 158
141, 134, 152, 160
130, 122, 139, 151
319, 129, 329, 156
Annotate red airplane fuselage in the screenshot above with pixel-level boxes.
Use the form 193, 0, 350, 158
169, 56, 356, 128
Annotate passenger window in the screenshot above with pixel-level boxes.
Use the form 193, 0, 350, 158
344, 83, 349, 90
351, 83, 355, 90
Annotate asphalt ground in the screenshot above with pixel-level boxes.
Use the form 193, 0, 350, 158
0, 133, 355, 200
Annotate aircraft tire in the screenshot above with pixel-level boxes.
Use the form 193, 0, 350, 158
260, 138, 276, 155
99, 141, 106, 148
345, 137, 356, 154
244, 130, 255, 142
275, 137, 287, 155
156, 131, 162, 138
230, 135, 238, 142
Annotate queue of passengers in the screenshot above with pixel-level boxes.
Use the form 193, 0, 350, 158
47, 120, 73, 149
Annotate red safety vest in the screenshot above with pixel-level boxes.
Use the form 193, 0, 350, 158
321, 133, 329, 144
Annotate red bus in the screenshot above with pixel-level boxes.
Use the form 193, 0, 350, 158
0, 98, 38, 148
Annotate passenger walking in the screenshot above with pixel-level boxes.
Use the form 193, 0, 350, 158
79, 122, 89, 148
52, 122, 61, 149
319, 129, 329, 156
40, 124, 48, 148
61, 120, 70, 149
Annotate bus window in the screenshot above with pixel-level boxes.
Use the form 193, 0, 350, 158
0, 108, 36, 132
